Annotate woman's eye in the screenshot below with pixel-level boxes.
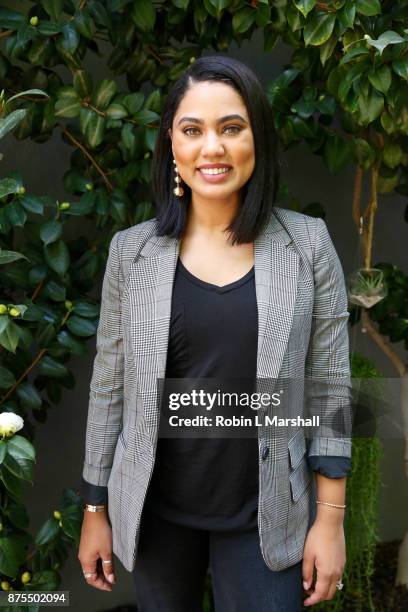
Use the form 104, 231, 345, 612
183, 125, 242, 136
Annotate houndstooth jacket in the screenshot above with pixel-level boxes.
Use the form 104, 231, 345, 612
81, 206, 352, 572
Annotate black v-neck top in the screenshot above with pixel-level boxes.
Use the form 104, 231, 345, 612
81, 256, 351, 524
143, 256, 260, 530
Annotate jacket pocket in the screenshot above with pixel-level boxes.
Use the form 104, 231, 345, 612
289, 458, 311, 502
288, 428, 306, 470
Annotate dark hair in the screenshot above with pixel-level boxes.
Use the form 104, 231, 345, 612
152, 55, 281, 245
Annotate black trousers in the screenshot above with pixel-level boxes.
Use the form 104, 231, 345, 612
132, 506, 303, 612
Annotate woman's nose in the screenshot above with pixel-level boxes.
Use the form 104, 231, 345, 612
201, 132, 225, 156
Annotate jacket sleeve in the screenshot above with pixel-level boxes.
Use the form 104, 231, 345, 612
82, 230, 124, 486
305, 217, 353, 460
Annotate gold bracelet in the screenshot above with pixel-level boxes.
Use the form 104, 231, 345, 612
84, 503, 108, 512
316, 500, 346, 509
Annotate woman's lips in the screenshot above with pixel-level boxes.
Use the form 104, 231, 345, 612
197, 168, 233, 183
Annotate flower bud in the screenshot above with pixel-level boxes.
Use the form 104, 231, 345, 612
144, 152, 150, 159
0, 412, 24, 438
21, 572, 31, 584
8, 307, 20, 317
30, 16, 38, 26
1, 581, 10, 591
85, 183, 93, 191
64, 301, 73, 310
54, 510, 62, 520
59, 520, 63, 527
18, 186, 26, 195
60, 202, 70, 210
190, 57, 195, 64
0, 304, 7, 314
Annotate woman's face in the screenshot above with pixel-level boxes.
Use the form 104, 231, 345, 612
168, 81, 255, 204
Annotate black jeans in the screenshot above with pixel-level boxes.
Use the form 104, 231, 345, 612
132, 506, 303, 612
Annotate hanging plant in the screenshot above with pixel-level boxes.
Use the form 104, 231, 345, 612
347, 268, 387, 309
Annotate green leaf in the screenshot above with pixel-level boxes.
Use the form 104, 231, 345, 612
38, 355, 69, 378
340, 47, 370, 66
356, 88, 384, 125
66, 315, 97, 337
294, 0, 316, 18
132, 109, 160, 126
35, 517, 59, 546
106, 103, 128, 119
59, 504, 82, 544
0, 441, 6, 465
0, 9, 26, 29
131, 0, 156, 32
0, 321, 19, 353
303, 12, 335, 46
0, 249, 28, 264
368, 65, 391, 94
382, 143, 402, 169
290, 97, 315, 118
56, 330, 87, 355
40, 220, 62, 245
54, 98, 81, 118
337, 2, 356, 28
0, 464, 23, 497
7, 435, 35, 464
73, 301, 100, 318
0, 109, 28, 140
3, 501, 29, 530
44, 239, 70, 276
364, 30, 405, 55
232, 8, 255, 34
16, 381, 42, 409
123, 92, 144, 114
0, 178, 20, 199
74, 10, 95, 39
20, 194, 44, 214
66, 191, 96, 216
5, 201, 26, 227
85, 113, 106, 148
0, 366, 16, 388
2, 459, 30, 493
41, 0, 64, 21
43, 280, 66, 302
59, 23, 80, 53
0, 533, 31, 577
392, 56, 408, 80
323, 134, 351, 173
0, 316, 9, 335
355, 0, 381, 16
73, 69, 93, 97
352, 138, 376, 170
92, 79, 117, 110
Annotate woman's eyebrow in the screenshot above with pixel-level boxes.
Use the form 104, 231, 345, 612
177, 114, 248, 126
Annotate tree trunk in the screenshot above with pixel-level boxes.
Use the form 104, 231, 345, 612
395, 373, 408, 587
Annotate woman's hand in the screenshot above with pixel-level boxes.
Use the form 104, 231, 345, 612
302, 517, 345, 606
78, 510, 116, 591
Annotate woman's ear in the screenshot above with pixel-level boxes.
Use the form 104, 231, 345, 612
167, 128, 172, 141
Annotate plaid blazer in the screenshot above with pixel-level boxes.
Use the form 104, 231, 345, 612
82, 206, 352, 572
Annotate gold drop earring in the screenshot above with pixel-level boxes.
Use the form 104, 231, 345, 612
173, 158, 184, 197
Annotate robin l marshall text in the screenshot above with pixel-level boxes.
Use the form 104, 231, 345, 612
167, 415, 320, 427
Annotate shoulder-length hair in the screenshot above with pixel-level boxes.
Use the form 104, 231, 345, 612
152, 55, 281, 245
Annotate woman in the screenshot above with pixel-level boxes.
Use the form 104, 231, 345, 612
78, 56, 352, 611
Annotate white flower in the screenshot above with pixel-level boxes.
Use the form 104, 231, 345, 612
0, 412, 24, 438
